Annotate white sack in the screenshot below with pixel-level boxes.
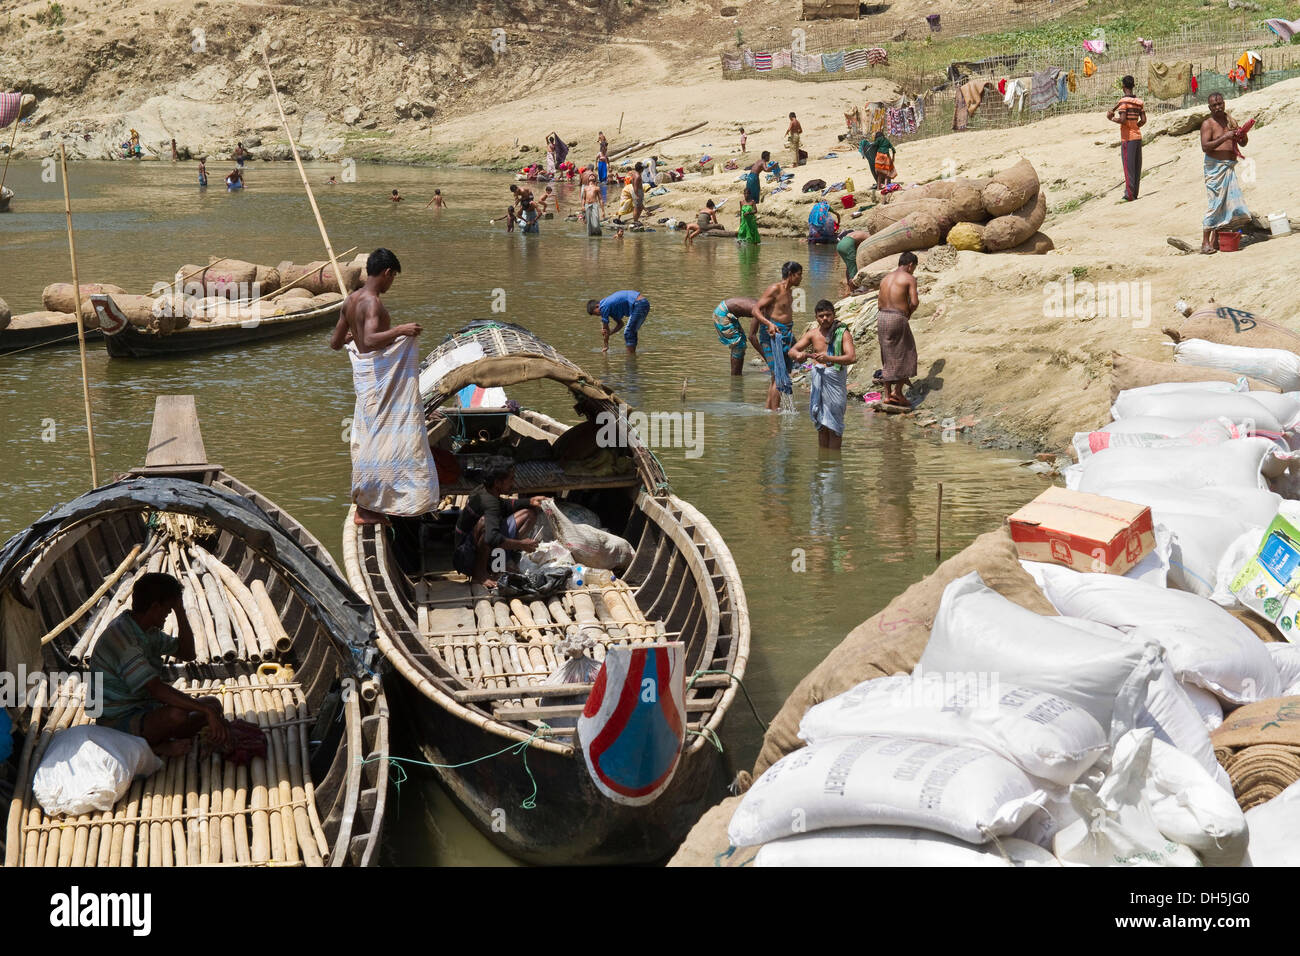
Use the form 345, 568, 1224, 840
797, 673, 1107, 787
727, 735, 1047, 847
919, 573, 1160, 739
538, 498, 633, 572
1180, 681, 1225, 732
1053, 729, 1201, 867
754, 826, 1059, 867
1073, 418, 1240, 463
1026, 561, 1280, 705
1144, 737, 1247, 866
1175, 339, 1300, 392
1111, 390, 1295, 434
32, 725, 162, 817
1066, 437, 1281, 494
1243, 778, 1300, 865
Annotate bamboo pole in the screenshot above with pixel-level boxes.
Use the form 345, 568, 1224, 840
26, 678, 81, 867
935, 482, 943, 561
115, 777, 143, 867
254, 674, 299, 864
0, 90, 20, 195
57, 143, 99, 487
4, 677, 45, 866
234, 678, 271, 863
219, 683, 241, 864
40, 543, 142, 647
260, 49, 349, 298
277, 683, 323, 866
250, 579, 291, 655
201, 570, 237, 660
195, 547, 276, 659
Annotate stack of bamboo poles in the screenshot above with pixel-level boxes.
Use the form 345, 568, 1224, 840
57, 514, 292, 668
3, 668, 328, 867
427, 582, 668, 697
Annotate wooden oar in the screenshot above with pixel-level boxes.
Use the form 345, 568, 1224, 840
261, 49, 349, 298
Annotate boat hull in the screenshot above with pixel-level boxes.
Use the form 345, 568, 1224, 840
103, 305, 340, 357
0, 323, 102, 354
387, 672, 729, 865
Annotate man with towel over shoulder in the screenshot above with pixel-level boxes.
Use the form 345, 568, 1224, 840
876, 252, 919, 408
330, 248, 441, 526
789, 299, 856, 450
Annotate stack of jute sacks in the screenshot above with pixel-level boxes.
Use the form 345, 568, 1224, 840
672, 300, 1300, 868
175, 255, 364, 325
852, 158, 1052, 290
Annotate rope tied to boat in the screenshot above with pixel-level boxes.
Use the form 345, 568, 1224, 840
361, 722, 548, 810
688, 669, 768, 731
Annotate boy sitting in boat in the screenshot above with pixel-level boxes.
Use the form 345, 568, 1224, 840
89, 572, 231, 756
453, 464, 549, 587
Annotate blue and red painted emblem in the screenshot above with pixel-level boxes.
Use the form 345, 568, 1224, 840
577, 643, 686, 806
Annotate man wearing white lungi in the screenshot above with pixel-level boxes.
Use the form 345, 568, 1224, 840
789, 299, 857, 451
330, 248, 440, 525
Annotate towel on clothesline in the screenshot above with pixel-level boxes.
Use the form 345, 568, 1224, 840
1148, 61, 1192, 100
0, 92, 23, 128
753, 51, 773, 71
1265, 18, 1300, 42
1029, 67, 1063, 110
721, 53, 742, 71
822, 51, 845, 73
1003, 78, 1027, 112
867, 47, 888, 65
959, 79, 990, 113
772, 49, 792, 69
843, 49, 868, 72
792, 51, 822, 74
1082, 38, 1107, 54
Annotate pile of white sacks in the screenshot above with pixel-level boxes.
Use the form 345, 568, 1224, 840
728, 366, 1300, 867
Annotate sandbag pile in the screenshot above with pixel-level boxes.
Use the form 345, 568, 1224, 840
852, 159, 1053, 282
275, 259, 364, 297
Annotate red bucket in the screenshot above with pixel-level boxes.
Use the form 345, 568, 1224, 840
840, 193, 856, 209
1218, 231, 1242, 252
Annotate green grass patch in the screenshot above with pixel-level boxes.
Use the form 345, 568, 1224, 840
1053, 191, 1098, 215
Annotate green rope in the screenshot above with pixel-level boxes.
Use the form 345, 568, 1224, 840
688, 669, 768, 731
687, 727, 724, 753
361, 723, 548, 810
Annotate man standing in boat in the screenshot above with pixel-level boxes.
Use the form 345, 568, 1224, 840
330, 248, 441, 526
90, 572, 231, 756
453, 463, 549, 587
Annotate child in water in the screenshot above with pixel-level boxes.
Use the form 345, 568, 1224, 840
390, 189, 403, 202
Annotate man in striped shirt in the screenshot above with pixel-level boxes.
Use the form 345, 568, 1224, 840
89, 572, 230, 756
1106, 75, 1146, 201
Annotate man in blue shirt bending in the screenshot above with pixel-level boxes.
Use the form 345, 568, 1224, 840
586, 290, 650, 355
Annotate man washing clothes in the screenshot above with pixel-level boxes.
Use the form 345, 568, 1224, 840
587, 290, 651, 355
750, 261, 802, 411
330, 248, 441, 526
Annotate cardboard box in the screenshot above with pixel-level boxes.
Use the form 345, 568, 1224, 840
1007, 487, 1156, 575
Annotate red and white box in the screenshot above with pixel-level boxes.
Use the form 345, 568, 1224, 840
1007, 487, 1155, 575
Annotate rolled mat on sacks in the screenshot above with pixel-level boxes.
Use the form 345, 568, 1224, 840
42, 283, 125, 314
946, 221, 985, 251
1109, 351, 1280, 401
1003, 231, 1055, 254
1212, 697, 1300, 809
1165, 304, 1300, 353
983, 189, 1048, 252
854, 210, 953, 270
9, 311, 79, 329
751, 526, 1056, 777
80, 294, 179, 333
0, 295, 9, 330
982, 157, 1040, 217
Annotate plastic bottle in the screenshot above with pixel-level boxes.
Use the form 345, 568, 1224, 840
585, 568, 616, 586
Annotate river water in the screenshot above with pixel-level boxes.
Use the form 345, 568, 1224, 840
0, 160, 1048, 864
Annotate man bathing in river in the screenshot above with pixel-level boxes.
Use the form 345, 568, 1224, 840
91, 573, 231, 756
711, 296, 757, 375
790, 299, 856, 450
587, 290, 650, 355
876, 251, 920, 407
582, 175, 605, 235
330, 248, 441, 526
751, 261, 802, 410
453, 463, 550, 588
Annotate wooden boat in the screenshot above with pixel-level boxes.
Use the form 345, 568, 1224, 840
0, 396, 389, 866
343, 321, 749, 865
103, 297, 343, 358
0, 315, 102, 355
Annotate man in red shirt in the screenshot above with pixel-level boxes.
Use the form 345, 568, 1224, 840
1107, 75, 1147, 201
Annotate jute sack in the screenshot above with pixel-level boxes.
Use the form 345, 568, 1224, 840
80, 294, 178, 332
179, 261, 257, 299
854, 210, 952, 269
42, 283, 125, 314
852, 251, 932, 291
0, 296, 10, 330
666, 794, 755, 867
896, 179, 989, 222
946, 221, 984, 252
867, 197, 954, 234
982, 158, 1040, 217
9, 311, 80, 329
983, 190, 1048, 252
1212, 698, 1300, 749
282, 261, 363, 295
308, 292, 345, 310
1164, 304, 1300, 354
752, 527, 1057, 776
1003, 231, 1055, 255
276, 286, 314, 301
253, 265, 281, 295
1109, 351, 1278, 401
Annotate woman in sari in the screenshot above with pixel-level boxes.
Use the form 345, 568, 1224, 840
862, 132, 894, 188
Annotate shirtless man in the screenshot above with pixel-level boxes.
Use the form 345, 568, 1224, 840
506, 184, 534, 232
786, 112, 803, 166
711, 296, 757, 375
876, 252, 920, 406
1200, 91, 1250, 254
632, 162, 646, 225
789, 299, 857, 450
750, 261, 802, 410
329, 248, 425, 526
539, 185, 560, 216
745, 151, 770, 205
582, 175, 605, 236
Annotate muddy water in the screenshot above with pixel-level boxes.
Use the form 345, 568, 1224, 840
0, 160, 1048, 864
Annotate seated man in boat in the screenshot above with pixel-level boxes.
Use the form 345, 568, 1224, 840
330, 247, 441, 526
89, 572, 231, 757
453, 464, 549, 587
